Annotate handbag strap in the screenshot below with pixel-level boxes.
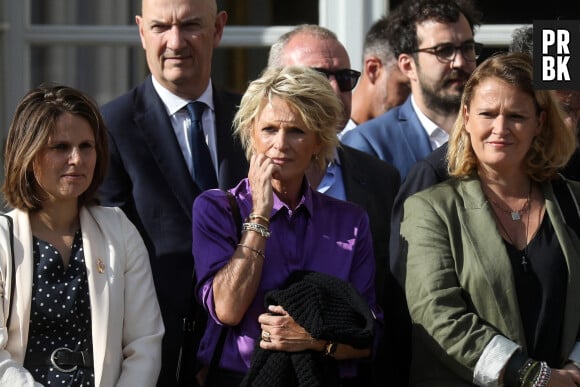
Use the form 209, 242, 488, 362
552, 177, 580, 238
225, 190, 243, 241
0, 214, 15, 329
205, 191, 242, 384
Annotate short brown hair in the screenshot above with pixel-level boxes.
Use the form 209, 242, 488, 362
448, 52, 576, 181
2, 83, 109, 210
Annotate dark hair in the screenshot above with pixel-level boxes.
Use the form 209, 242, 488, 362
363, 13, 398, 64
387, 0, 482, 58
2, 83, 109, 210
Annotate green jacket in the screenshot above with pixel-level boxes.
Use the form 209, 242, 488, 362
400, 176, 580, 386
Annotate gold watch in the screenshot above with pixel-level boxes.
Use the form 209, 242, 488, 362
324, 341, 337, 357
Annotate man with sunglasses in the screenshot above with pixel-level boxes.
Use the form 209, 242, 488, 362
268, 24, 403, 387
342, 0, 482, 181
343, 13, 411, 139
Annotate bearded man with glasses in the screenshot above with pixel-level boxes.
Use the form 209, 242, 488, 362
342, 0, 482, 181
268, 24, 403, 387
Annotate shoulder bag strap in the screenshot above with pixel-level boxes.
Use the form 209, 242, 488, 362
224, 190, 242, 240
204, 191, 242, 385
0, 214, 15, 328
552, 177, 580, 238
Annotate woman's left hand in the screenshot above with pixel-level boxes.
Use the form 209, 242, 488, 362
257, 305, 323, 352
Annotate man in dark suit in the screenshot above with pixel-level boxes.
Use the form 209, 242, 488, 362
268, 24, 405, 386
390, 143, 449, 283
98, 0, 248, 386
342, 0, 482, 181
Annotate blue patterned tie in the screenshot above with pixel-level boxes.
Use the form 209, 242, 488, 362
186, 101, 218, 190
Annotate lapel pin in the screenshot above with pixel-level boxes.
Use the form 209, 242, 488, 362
97, 258, 105, 274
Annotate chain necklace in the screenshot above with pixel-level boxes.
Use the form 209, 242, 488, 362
486, 182, 533, 272
487, 184, 532, 221
493, 204, 531, 272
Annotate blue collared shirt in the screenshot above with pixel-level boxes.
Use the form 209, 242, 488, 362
317, 150, 346, 201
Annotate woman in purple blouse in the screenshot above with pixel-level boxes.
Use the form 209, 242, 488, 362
192, 66, 382, 386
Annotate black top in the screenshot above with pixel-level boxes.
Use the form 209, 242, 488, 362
24, 230, 95, 386
503, 213, 567, 367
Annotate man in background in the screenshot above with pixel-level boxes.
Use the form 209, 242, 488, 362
343, 13, 410, 138
342, 0, 482, 181
98, 0, 248, 385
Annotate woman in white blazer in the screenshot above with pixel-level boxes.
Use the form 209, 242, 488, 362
0, 84, 164, 386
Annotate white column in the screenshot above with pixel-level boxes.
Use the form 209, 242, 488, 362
318, 0, 387, 70
4, 0, 30, 134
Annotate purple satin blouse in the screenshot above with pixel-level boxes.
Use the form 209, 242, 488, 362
192, 178, 381, 374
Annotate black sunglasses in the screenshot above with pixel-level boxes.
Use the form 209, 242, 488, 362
413, 42, 484, 64
312, 68, 361, 92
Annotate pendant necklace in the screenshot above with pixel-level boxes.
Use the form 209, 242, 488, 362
493, 203, 531, 272
487, 182, 532, 272
487, 184, 531, 221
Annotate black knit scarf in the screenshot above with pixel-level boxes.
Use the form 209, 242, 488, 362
241, 270, 375, 387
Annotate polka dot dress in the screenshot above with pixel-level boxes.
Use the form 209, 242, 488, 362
23, 229, 95, 386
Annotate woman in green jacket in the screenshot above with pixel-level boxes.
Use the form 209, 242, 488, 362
401, 53, 580, 386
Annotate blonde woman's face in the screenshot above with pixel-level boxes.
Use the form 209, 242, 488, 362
251, 96, 322, 183
464, 77, 543, 175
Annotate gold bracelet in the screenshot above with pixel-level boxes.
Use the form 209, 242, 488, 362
248, 213, 270, 225
237, 243, 265, 259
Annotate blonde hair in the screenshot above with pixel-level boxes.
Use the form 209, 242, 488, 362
448, 52, 575, 181
233, 66, 342, 170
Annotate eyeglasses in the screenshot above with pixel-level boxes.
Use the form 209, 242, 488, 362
312, 68, 361, 92
413, 42, 483, 63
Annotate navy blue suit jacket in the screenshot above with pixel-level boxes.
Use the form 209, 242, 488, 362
98, 76, 248, 386
341, 96, 433, 180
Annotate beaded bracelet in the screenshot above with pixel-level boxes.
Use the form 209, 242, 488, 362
241, 222, 271, 238
532, 362, 551, 387
237, 243, 265, 259
248, 213, 270, 225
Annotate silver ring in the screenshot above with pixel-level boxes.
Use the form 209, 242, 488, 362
50, 347, 78, 373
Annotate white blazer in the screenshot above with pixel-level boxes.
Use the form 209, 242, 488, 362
0, 206, 164, 387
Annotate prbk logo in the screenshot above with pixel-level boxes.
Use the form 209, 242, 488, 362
533, 20, 580, 89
